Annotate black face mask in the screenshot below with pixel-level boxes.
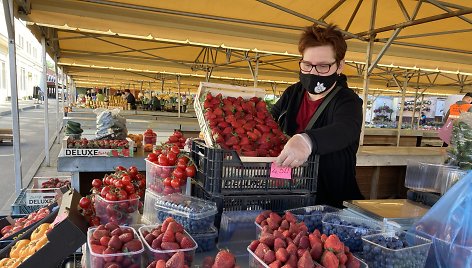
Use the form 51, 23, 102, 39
299, 71, 340, 94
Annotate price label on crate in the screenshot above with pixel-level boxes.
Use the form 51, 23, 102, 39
270, 163, 292, 179
25, 191, 56, 206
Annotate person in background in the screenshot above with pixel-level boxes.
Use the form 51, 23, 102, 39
123, 89, 137, 110
444, 93, 472, 122
96, 89, 105, 102
271, 23, 364, 208
114, 90, 122, 97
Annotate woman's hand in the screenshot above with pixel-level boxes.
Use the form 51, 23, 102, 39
276, 134, 312, 167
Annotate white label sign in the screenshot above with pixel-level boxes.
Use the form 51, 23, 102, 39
25, 192, 56, 206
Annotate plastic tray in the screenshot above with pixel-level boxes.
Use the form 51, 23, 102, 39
406, 190, 440, 207
322, 212, 383, 252
11, 188, 45, 216
87, 226, 144, 268
192, 182, 315, 229
441, 169, 467, 194
94, 194, 140, 225
155, 193, 217, 233
138, 225, 197, 266
285, 205, 339, 232
247, 246, 368, 268
145, 159, 182, 195
404, 161, 460, 193
190, 225, 218, 253
191, 140, 319, 195
142, 189, 160, 225
219, 210, 262, 244
362, 231, 432, 268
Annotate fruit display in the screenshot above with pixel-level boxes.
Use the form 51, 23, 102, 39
36, 177, 71, 189
88, 224, 144, 268
285, 206, 339, 233
322, 213, 382, 252
200, 250, 240, 268
160, 130, 187, 150
202, 92, 287, 157
190, 226, 218, 253
139, 218, 197, 267
1, 208, 51, 240
362, 231, 432, 268
254, 210, 309, 238
146, 145, 196, 195
66, 138, 129, 149
0, 223, 50, 267
78, 166, 146, 226
155, 194, 217, 233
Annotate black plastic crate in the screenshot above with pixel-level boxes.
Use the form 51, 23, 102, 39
191, 140, 319, 195
192, 182, 315, 228
407, 190, 440, 207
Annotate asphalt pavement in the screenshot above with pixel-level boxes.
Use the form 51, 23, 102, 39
0, 99, 65, 215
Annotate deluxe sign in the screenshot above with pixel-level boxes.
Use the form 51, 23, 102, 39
63, 148, 131, 157
65, 149, 100, 156
25, 192, 55, 206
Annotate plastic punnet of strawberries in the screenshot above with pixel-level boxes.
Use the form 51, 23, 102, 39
146, 143, 196, 195
250, 210, 361, 268
203, 92, 288, 157
78, 166, 146, 226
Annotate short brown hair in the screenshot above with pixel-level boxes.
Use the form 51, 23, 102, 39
298, 24, 347, 63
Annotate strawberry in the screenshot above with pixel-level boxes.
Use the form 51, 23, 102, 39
324, 234, 344, 253
309, 233, 322, 249
180, 236, 194, 249
310, 241, 323, 261
321, 234, 328, 243
297, 248, 307, 258
279, 220, 289, 230
273, 238, 286, 251
162, 229, 175, 243
167, 222, 184, 233
213, 250, 236, 268
90, 244, 106, 254
255, 243, 270, 260
275, 248, 289, 263
166, 251, 185, 268
313, 229, 321, 237
286, 243, 297, 256
288, 223, 299, 235
268, 260, 282, 268
266, 218, 279, 230
299, 235, 310, 249
273, 230, 284, 240
298, 222, 308, 233
264, 250, 276, 264
155, 260, 166, 268
298, 251, 314, 268
161, 217, 174, 232
337, 252, 348, 265
161, 241, 180, 250
259, 233, 275, 248
321, 251, 339, 268
346, 253, 360, 268
248, 240, 260, 252
293, 231, 304, 246
175, 232, 185, 243
286, 254, 298, 267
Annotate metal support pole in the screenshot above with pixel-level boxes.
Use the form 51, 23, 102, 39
417, 94, 425, 129
359, 0, 377, 146
54, 55, 60, 143
395, 76, 408, 147
41, 36, 50, 166
3, 0, 23, 195
254, 53, 259, 87
177, 75, 181, 118
411, 87, 419, 129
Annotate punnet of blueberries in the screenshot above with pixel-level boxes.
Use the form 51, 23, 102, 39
322, 213, 382, 252
190, 226, 218, 253
285, 205, 339, 232
362, 231, 433, 268
155, 193, 218, 233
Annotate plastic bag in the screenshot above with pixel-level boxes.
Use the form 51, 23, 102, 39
447, 112, 472, 170
94, 108, 128, 139
411, 171, 472, 267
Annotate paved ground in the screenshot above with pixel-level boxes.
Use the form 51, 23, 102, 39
0, 99, 65, 215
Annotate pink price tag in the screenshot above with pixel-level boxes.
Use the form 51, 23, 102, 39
270, 162, 292, 180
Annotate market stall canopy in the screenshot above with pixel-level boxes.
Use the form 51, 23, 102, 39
14, 0, 472, 95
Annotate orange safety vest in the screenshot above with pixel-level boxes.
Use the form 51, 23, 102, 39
449, 103, 472, 119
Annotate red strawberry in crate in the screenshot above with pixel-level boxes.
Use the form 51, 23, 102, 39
213, 250, 236, 268
166, 251, 185, 268
298, 251, 314, 268
324, 234, 344, 253
321, 251, 340, 268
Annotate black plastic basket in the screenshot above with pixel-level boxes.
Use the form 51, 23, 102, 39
407, 190, 440, 207
192, 182, 315, 228
191, 140, 319, 195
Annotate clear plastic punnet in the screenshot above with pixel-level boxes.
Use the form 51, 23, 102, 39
404, 160, 460, 193
412, 171, 472, 267
87, 226, 144, 268
154, 193, 217, 233
138, 225, 197, 266
362, 231, 432, 268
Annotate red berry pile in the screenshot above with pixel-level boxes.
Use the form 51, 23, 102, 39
201, 250, 240, 268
